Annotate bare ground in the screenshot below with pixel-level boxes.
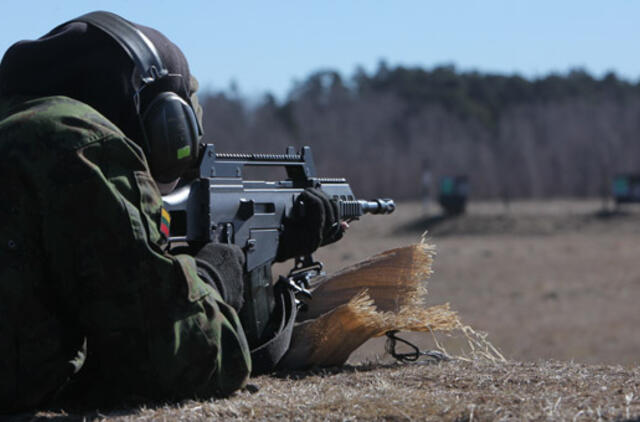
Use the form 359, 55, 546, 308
13, 199, 640, 421
314, 199, 640, 367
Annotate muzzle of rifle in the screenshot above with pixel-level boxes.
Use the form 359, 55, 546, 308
338, 198, 395, 219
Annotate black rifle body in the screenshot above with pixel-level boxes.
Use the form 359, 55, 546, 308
162, 144, 394, 347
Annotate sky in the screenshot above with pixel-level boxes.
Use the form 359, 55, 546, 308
1, 1, 638, 100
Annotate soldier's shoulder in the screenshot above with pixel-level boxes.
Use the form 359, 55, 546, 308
0, 95, 125, 150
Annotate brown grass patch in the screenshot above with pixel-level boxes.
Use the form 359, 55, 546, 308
17, 360, 640, 421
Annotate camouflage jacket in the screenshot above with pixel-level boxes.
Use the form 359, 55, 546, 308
0, 95, 251, 411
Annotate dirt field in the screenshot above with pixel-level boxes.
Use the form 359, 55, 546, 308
311, 199, 640, 367
15, 199, 640, 421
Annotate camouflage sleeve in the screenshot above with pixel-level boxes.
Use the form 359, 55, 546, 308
41, 132, 251, 400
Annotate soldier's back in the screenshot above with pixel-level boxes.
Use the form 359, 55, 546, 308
0, 95, 120, 412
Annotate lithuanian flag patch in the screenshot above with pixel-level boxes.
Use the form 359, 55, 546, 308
160, 208, 171, 237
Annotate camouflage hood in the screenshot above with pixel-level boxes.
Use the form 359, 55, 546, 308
0, 14, 193, 148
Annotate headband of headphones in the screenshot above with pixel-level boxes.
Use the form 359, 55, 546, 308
70, 11, 172, 110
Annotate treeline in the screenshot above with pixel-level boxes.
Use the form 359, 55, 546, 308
199, 63, 640, 199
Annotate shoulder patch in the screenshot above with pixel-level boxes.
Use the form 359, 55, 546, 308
160, 208, 171, 238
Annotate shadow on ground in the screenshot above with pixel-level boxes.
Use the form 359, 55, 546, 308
8, 410, 130, 422
7, 397, 167, 421
398, 213, 453, 235
272, 357, 448, 382
399, 207, 640, 237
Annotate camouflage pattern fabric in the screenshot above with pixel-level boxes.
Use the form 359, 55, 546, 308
0, 95, 251, 412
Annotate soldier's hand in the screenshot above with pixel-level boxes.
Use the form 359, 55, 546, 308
276, 187, 344, 262
195, 243, 245, 312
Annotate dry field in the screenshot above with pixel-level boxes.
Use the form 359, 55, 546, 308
22, 361, 640, 421
328, 199, 640, 367
13, 199, 640, 421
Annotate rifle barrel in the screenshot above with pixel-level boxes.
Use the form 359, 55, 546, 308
359, 198, 396, 214
338, 198, 395, 219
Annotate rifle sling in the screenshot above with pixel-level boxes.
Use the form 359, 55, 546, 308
249, 280, 297, 375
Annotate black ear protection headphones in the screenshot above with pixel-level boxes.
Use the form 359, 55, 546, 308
67, 11, 202, 183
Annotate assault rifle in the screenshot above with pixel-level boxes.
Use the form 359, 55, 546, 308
162, 144, 395, 349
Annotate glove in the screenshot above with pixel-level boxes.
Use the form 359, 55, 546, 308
276, 187, 344, 262
195, 243, 245, 312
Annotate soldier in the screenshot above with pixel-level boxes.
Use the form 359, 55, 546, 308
0, 11, 255, 411
0, 11, 342, 412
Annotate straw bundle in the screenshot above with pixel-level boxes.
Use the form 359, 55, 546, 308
280, 243, 464, 369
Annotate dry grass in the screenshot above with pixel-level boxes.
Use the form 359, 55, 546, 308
17, 359, 640, 421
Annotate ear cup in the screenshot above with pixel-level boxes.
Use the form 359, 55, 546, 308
141, 92, 200, 182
